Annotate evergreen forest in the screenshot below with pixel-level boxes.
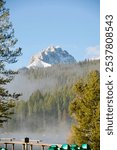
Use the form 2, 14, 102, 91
5, 60, 99, 133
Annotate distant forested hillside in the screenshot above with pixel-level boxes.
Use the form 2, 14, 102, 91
7, 59, 100, 100
5, 59, 99, 132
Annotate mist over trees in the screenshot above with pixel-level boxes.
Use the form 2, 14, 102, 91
5, 60, 99, 134
0, 0, 22, 127
7, 60, 100, 100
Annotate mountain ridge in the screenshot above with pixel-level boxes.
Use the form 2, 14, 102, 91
27, 46, 76, 68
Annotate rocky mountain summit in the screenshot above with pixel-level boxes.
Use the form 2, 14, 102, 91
27, 46, 76, 68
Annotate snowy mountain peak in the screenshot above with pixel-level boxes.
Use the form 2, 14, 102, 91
45, 45, 57, 52
27, 46, 76, 68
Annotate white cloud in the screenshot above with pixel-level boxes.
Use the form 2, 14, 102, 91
85, 45, 100, 59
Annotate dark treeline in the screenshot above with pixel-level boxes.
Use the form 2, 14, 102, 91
23, 59, 100, 87
7, 86, 74, 132
5, 59, 100, 132
7, 59, 100, 100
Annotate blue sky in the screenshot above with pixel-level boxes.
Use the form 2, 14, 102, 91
6, 0, 100, 69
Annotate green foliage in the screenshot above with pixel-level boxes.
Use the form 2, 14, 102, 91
7, 86, 74, 131
11, 59, 99, 100
0, 0, 22, 127
68, 70, 100, 150
6, 60, 99, 133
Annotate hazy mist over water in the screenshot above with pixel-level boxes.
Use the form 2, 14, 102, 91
0, 126, 70, 144
0, 127, 70, 150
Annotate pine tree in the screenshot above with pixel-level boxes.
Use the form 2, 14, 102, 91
68, 70, 100, 150
0, 0, 22, 127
